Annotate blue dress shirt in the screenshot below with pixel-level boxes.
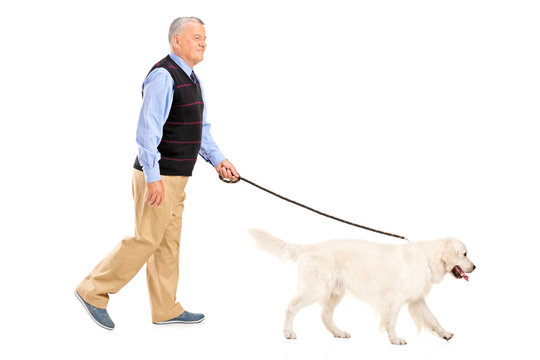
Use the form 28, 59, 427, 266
136, 52, 226, 183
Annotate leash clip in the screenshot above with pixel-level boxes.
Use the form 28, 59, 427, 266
219, 175, 240, 184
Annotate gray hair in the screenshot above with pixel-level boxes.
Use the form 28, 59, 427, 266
168, 17, 205, 45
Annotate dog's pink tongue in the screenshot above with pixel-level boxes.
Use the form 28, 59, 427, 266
456, 266, 469, 281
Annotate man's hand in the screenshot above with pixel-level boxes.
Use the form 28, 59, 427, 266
216, 159, 239, 181
146, 180, 165, 207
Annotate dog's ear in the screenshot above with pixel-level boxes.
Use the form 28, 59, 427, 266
441, 238, 458, 272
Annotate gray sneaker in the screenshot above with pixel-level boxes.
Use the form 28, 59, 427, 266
153, 311, 205, 325
74, 290, 115, 330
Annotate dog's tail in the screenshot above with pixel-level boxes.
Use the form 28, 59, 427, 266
248, 229, 304, 262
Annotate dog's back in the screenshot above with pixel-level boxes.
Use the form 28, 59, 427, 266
249, 228, 397, 266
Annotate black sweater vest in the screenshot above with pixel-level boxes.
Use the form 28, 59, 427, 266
134, 55, 204, 177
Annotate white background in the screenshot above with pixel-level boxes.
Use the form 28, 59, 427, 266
1, 0, 539, 359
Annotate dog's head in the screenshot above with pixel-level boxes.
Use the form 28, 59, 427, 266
442, 238, 476, 281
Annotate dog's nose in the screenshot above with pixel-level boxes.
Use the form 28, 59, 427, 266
472, 264, 476, 272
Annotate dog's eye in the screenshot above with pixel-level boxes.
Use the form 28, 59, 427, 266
464, 252, 467, 257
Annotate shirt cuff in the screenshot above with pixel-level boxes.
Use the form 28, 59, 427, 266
143, 164, 161, 183
208, 151, 227, 168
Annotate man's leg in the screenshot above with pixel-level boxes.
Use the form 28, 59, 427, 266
146, 176, 188, 323
76, 170, 176, 309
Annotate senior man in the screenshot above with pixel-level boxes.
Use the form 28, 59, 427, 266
75, 17, 238, 330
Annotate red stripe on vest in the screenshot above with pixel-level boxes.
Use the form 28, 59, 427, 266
167, 121, 203, 125
162, 140, 202, 144
161, 157, 197, 162
175, 101, 204, 107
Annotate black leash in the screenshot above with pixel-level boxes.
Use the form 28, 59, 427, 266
220, 175, 408, 241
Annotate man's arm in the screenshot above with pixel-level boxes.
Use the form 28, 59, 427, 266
136, 68, 174, 207
198, 81, 239, 181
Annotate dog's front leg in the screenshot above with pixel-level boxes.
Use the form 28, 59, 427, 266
381, 304, 407, 345
408, 299, 454, 341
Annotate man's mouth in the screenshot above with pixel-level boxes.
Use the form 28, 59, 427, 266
451, 266, 469, 281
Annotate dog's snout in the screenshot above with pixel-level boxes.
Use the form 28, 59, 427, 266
472, 264, 476, 272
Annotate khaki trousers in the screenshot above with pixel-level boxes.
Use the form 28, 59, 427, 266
76, 169, 189, 322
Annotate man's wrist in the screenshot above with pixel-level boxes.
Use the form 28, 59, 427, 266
211, 152, 227, 168
143, 166, 161, 183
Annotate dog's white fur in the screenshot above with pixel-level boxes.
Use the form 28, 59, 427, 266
248, 229, 475, 345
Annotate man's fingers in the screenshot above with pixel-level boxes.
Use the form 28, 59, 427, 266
145, 180, 165, 207
147, 193, 156, 207
231, 166, 239, 179
220, 168, 229, 179
155, 193, 163, 207
229, 166, 239, 180
146, 191, 164, 207
216, 161, 239, 181
220, 165, 238, 180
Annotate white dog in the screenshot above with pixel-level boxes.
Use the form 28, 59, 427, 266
248, 229, 475, 345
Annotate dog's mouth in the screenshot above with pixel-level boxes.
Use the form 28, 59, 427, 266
451, 266, 469, 281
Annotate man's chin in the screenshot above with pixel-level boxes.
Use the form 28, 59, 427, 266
193, 56, 204, 66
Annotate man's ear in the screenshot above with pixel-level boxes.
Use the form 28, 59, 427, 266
442, 238, 457, 272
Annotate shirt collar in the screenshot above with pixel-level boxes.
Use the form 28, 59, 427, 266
169, 52, 194, 78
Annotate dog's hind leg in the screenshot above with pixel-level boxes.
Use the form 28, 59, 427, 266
408, 299, 453, 341
321, 290, 350, 338
284, 258, 328, 339
283, 292, 319, 339
380, 302, 407, 345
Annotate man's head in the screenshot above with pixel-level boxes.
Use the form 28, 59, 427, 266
169, 17, 206, 68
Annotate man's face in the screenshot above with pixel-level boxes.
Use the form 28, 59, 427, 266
172, 21, 206, 67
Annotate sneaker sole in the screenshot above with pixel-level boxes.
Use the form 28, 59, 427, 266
153, 317, 205, 325
74, 290, 114, 330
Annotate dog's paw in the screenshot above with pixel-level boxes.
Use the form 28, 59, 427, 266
433, 327, 454, 341
334, 331, 351, 339
284, 330, 297, 340
442, 332, 454, 342
390, 338, 407, 345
